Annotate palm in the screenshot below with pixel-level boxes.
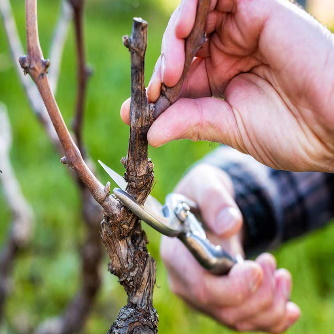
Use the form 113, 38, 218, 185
179, 0, 334, 171
126, 0, 334, 171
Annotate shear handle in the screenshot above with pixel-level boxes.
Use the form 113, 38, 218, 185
180, 211, 237, 275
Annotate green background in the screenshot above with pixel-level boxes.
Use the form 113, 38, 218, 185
1, 1, 334, 333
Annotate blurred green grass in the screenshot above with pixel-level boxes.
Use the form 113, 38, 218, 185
1, 1, 334, 333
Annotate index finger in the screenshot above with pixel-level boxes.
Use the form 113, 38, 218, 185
161, 236, 263, 308
175, 0, 198, 39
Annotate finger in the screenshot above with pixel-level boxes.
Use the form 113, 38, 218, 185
175, 0, 198, 39
262, 274, 301, 333
161, 8, 185, 87
236, 268, 300, 333
202, 260, 263, 307
244, 268, 292, 329
149, 50, 210, 104
121, 61, 209, 127
147, 56, 162, 103
237, 302, 300, 333
161, 237, 263, 308
175, 0, 237, 38
215, 253, 276, 324
285, 301, 301, 328
174, 0, 238, 38
147, 97, 244, 151
268, 305, 300, 334
174, 164, 242, 238
121, 57, 225, 128
120, 98, 131, 125
161, 236, 209, 309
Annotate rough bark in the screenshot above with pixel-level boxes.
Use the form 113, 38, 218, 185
101, 18, 158, 334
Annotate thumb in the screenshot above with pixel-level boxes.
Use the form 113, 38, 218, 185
147, 97, 241, 149
175, 164, 243, 238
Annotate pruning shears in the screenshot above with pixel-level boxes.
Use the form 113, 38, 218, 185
99, 160, 242, 275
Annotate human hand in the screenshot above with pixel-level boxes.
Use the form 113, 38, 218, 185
160, 164, 300, 332
121, 0, 334, 172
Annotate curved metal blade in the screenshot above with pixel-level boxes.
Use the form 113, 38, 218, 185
98, 160, 164, 212
113, 188, 182, 237
98, 160, 127, 190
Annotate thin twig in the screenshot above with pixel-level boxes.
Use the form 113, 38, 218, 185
0, 104, 34, 322
20, 0, 117, 215
20, 13, 122, 334
0, 0, 60, 150
49, 0, 72, 93
153, 0, 210, 118
68, 0, 91, 154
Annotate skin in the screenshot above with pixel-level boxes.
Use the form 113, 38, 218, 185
119, 0, 334, 331
161, 164, 300, 333
121, 0, 334, 172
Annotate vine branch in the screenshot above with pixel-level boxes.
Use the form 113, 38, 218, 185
153, 0, 210, 118
21, 0, 118, 216
102, 18, 157, 334
0, 0, 60, 150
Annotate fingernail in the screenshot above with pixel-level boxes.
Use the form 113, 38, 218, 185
214, 207, 240, 236
161, 54, 166, 83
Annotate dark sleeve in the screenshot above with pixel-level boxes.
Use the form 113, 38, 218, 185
201, 146, 334, 257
